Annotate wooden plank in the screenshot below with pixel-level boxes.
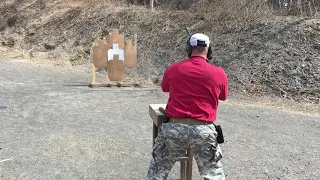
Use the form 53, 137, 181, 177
177, 157, 191, 161
89, 83, 140, 88
117, 82, 141, 87
149, 104, 166, 126
89, 83, 111, 88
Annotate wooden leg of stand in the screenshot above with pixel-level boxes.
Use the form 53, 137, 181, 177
152, 122, 158, 147
117, 78, 124, 87
134, 68, 137, 85
120, 78, 124, 85
92, 64, 96, 84
180, 161, 187, 180
106, 70, 110, 85
186, 149, 193, 180
134, 33, 138, 86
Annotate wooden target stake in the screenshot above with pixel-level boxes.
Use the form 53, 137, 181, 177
92, 64, 96, 84
134, 33, 138, 86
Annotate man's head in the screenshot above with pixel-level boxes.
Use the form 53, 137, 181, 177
187, 33, 211, 60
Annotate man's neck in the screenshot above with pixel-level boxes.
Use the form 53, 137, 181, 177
191, 54, 207, 60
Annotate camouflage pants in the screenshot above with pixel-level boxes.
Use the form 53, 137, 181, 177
147, 122, 225, 180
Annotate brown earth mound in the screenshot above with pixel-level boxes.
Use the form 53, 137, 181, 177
0, 0, 319, 103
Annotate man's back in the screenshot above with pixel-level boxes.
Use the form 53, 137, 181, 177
161, 56, 228, 122
147, 33, 227, 180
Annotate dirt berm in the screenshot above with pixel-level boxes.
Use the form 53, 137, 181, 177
0, 0, 319, 103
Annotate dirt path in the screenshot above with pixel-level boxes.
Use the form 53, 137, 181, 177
0, 58, 319, 180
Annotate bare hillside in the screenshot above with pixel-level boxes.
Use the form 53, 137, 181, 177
0, 0, 319, 103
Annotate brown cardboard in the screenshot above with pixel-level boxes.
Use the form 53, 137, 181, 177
92, 40, 108, 68
124, 40, 137, 68
107, 55, 125, 81
107, 29, 125, 81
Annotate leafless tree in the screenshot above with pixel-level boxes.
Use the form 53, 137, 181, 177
127, 0, 159, 10
268, 0, 319, 16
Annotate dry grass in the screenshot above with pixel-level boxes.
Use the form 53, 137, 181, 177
0, 0, 319, 103
70, 0, 118, 7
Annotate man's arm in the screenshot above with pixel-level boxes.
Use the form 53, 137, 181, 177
219, 70, 229, 101
161, 67, 170, 92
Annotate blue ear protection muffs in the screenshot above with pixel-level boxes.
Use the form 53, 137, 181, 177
186, 34, 213, 63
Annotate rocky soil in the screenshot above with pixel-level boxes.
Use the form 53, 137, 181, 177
1, 58, 319, 180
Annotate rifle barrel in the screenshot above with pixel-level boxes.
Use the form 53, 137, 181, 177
185, 27, 191, 36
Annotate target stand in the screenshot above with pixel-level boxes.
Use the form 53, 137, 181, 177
89, 29, 139, 88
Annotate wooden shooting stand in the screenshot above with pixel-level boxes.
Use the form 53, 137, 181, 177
149, 104, 193, 180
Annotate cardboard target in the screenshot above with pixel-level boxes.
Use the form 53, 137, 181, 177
107, 55, 125, 81
124, 40, 137, 68
92, 40, 108, 68
107, 29, 125, 49
107, 29, 125, 81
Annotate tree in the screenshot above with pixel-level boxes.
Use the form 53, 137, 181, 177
150, 0, 154, 10
268, 0, 319, 16
128, 0, 158, 10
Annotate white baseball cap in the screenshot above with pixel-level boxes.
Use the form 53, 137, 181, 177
189, 33, 210, 47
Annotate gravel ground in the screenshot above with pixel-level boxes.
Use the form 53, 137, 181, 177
0, 59, 319, 180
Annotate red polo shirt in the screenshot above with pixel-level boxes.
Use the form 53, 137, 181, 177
161, 56, 228, 122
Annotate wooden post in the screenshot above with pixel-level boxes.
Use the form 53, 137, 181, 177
134, 33, 138, 85
186, 149, 193, 180
180, 161, 187, 180
92, 64, 96, 84
134, 68, 138, 86
106, 69, 110, 85
152, 122, 158, 146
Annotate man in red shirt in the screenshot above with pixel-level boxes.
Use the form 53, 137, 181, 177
147, 33, 228, 180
